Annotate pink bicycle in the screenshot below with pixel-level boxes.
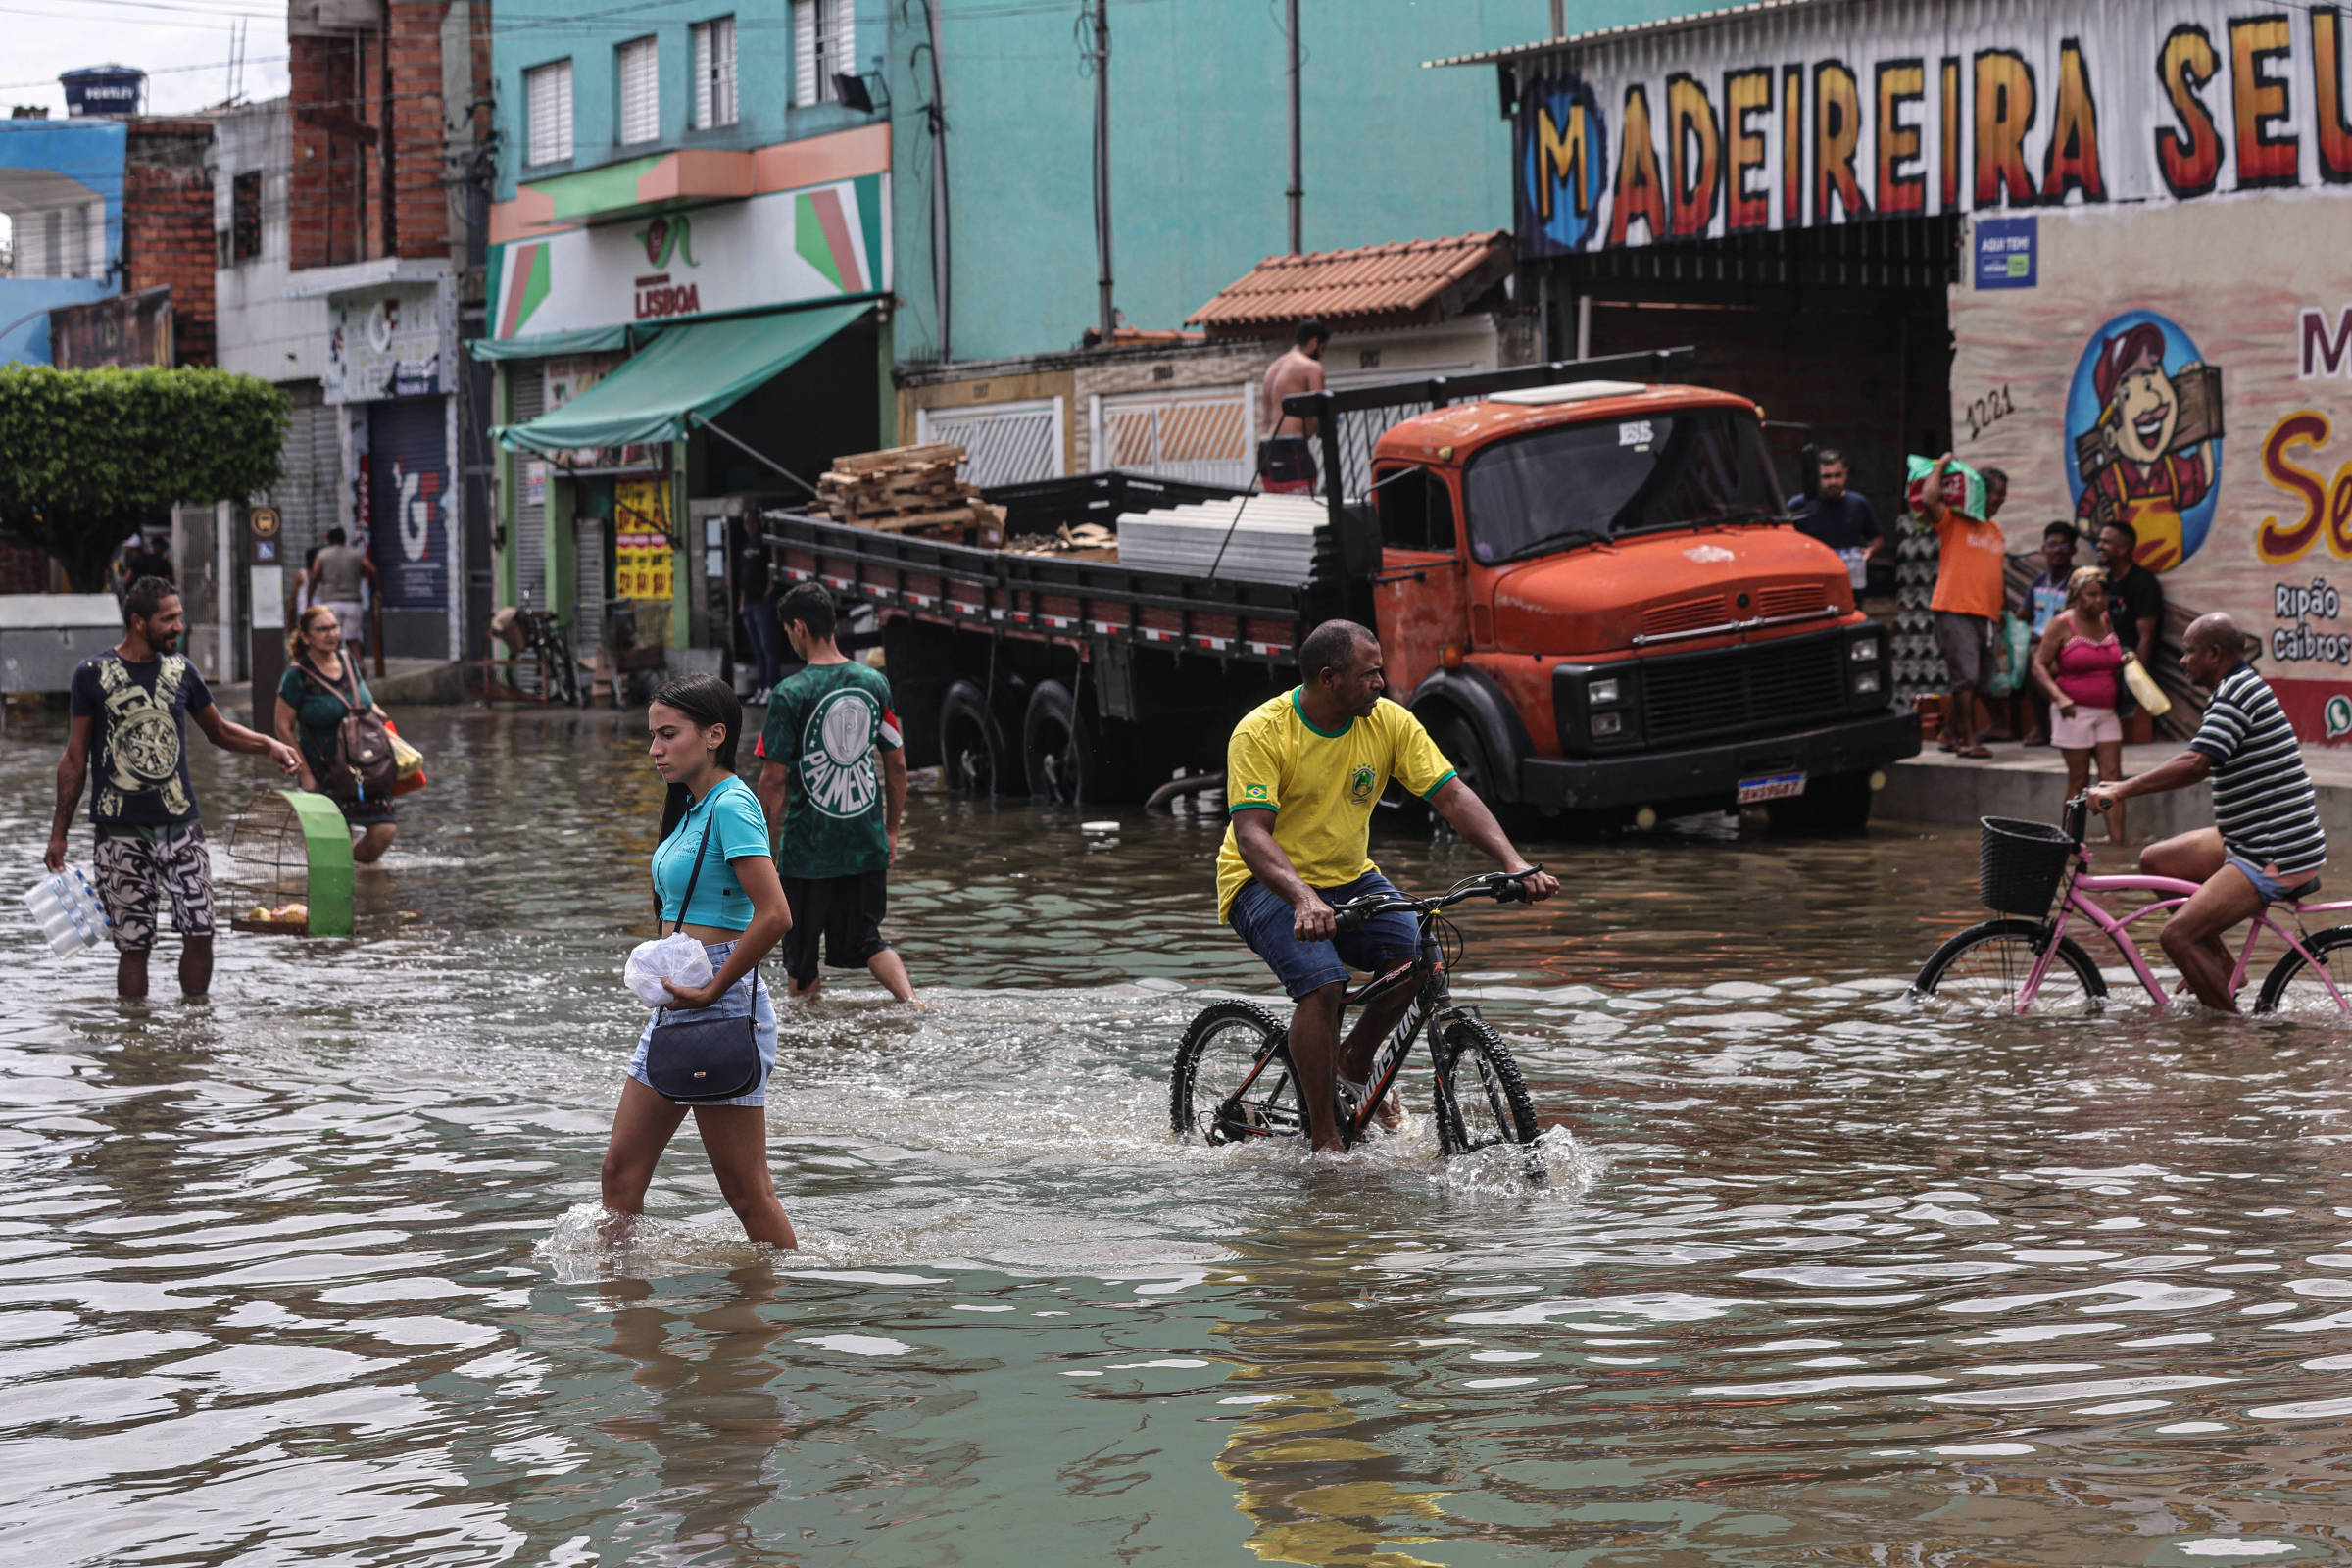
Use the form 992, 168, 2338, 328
1912, 797, 2352, 1016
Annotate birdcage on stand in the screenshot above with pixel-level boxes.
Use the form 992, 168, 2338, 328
219, 788, 356, 937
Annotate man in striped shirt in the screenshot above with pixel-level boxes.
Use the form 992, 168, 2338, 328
2087, 613, 2327, 1010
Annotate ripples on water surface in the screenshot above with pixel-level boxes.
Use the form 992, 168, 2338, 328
6, 710, 2352, 1564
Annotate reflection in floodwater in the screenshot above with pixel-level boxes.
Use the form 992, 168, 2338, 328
3, 710, 2352, 1563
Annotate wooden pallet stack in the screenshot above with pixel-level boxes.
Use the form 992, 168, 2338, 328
817, 444, 1008, 549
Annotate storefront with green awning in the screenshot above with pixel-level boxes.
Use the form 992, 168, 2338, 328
476, 164, 893, 679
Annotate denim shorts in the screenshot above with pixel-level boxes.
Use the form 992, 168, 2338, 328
1230, 869, 1421, 1000
2226, 854, 2321, 906
626, 938, 778, 1107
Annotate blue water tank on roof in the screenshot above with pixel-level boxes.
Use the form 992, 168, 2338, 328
60, 66, 144, 119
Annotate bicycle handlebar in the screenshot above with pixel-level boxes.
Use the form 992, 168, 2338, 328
1331, 866, 1544, 930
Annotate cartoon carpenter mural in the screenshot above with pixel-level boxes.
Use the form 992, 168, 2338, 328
2064, 312, 2224, 573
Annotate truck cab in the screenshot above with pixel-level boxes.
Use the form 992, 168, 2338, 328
1358, 379, 1919, 830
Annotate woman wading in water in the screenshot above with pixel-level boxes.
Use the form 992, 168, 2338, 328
601, 674, 797, 1247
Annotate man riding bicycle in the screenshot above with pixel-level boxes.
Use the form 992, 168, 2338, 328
1219, 619, 1559, 1152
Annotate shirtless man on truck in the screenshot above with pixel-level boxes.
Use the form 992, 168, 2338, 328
1258, 318, 1329, 495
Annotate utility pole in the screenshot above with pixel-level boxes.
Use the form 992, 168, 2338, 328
1286, 0, 1301, 253
1093, 0, 1114, 341
925, 0, 951, 361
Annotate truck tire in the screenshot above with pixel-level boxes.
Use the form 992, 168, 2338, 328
938, 680, 1006, 797
1762, 770, 1875, 835
1023, 679, 1092, 803
1425, 711, 1537, 839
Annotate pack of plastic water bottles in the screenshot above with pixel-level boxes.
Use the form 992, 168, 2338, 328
24, 867, 110, 956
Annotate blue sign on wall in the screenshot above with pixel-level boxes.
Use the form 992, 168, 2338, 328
1975, 216, 2036, 289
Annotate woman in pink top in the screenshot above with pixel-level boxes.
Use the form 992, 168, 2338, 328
2032, 564, 2133, 843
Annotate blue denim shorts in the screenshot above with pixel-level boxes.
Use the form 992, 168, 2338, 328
1230, 869, 1421, 1000
2227, 854, 2321, 905
626, 939, 778, 1107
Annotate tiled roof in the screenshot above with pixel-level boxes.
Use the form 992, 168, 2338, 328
1186, 231, 1513, 338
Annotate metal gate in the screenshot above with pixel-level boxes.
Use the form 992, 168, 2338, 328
916, 398, 1064, 488
511, 367, 547, 617
366, 397, 452, 659
266, 384, 342, 569
1093, 386, 1253, 488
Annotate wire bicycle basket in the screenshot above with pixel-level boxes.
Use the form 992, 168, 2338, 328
1978, 815, 2075, 917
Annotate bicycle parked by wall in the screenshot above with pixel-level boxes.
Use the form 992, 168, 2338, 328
1170, 869, 1547, 1155
514, 596, 579, 708
1913, 798, 2352, 1015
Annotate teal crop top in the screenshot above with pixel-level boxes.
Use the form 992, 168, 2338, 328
651, 776, 772, 929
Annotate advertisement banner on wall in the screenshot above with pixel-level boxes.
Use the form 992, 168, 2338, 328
1516, 0, 2352, 256
326, 282, 454, 405
367, 400, 449, 614
1951, 200, 2352, 742
487, 173, 888, 343
613, 479, 673, 602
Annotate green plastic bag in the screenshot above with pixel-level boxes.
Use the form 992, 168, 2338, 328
1905, 454, 1988, 522
1987, 612, 2033, 697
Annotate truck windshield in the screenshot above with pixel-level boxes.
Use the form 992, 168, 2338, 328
1462, 408, 1785, 564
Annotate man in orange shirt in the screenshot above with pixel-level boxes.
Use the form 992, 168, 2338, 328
1917, 453, 2009, 760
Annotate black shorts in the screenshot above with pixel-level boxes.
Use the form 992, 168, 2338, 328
1256, 435, 1317, 488
781, 870, 892, 985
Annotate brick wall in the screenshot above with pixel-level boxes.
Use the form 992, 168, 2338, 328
289, 4, 480, 270
122, 119, 217, 367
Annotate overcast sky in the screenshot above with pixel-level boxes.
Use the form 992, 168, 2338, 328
5, 0, 291, 120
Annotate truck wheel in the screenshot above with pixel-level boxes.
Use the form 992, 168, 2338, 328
1763, 770, 1875, 835
1023, 680, 1090, 803
938, 680, 1005, 797
1426, 712, 1538, 839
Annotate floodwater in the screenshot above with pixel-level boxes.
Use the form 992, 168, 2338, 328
6, 708, 2352, 1566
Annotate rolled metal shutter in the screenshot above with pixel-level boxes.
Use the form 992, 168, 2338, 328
366, 397, 453, 659
510, 366, 547, 615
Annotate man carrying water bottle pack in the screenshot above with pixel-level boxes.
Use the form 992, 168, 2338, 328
45, 577, 301, 1000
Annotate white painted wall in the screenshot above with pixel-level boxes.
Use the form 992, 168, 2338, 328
210, 99, 328, 382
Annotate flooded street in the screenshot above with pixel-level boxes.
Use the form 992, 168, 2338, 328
7, 709, 2352, 1564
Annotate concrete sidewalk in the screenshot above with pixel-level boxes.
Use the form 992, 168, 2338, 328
1878, 737, 2352, 845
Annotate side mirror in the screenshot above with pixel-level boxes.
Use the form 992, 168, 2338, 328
1335, 504, 1382, 577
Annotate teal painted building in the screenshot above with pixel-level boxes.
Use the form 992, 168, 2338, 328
884, 1, 1705, 366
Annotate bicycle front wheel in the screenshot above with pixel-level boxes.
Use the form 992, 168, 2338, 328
2256, 926, 2352, 1017
1170, 1000, 1302, 1145
1432, 1017, 1541, 1155
1913, 918, 2108, 1015
549, 640, 580, 706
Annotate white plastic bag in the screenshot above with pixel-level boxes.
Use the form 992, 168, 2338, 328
624, 932, 713, 1008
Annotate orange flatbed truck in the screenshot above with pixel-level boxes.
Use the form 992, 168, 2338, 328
760, 348, 1920, 830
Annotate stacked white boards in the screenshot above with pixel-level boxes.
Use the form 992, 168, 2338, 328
1112, 495, 1327, 587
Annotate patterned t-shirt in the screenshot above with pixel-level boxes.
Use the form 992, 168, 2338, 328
755, 660, 903, 880
68, 650, 213, 829
2189, 663, 2328, 877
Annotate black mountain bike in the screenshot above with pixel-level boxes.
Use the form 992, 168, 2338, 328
1170, 869, 1546, 1155
514, 601, 579, 707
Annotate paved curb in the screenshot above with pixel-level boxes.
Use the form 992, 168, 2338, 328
1879, 741, 2352, 849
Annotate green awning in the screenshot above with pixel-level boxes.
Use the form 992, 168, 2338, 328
494, 302, 867, 453
469, 324, 634, 362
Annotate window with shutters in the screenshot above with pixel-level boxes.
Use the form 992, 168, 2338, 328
792, 0, 854, 107
525, 60, 572, 165
692, 17, 737, 128
616, 37, 659, 145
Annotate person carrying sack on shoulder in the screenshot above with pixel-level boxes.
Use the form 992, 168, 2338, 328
601, 673, 797, 1248
275, 605, 399, 865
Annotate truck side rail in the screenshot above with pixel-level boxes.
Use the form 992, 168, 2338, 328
759, 497, 1334, 666
1281, 345, 1700, 525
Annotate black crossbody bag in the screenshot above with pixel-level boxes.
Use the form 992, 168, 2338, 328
643, 811, 762, 1103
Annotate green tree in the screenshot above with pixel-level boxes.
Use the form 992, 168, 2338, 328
0, 366, 290, 591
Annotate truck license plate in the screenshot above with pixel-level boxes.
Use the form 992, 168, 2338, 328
1737, 772, 1807, 804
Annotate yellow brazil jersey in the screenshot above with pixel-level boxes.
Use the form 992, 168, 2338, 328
1214, 689, 1458, 921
